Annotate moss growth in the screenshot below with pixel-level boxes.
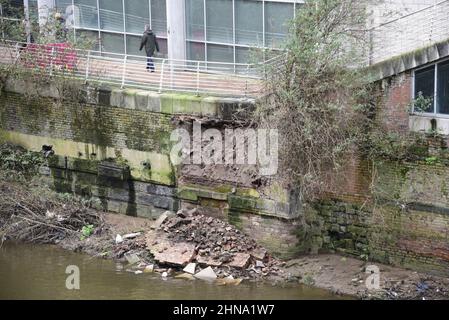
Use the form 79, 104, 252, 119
177, 187, 199, 201
228, 195, 257, 211
212, 185, 233, 194
236, 188, 260, 198
227, 210, 243, 230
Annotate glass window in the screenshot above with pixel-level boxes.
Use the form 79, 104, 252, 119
1, 0, 23, 18
264, 1, 294, 48
55, 0, 72, 14
208, 44, 233, 62
235, 0, 263, 46
99, 0, 123, 32
187, 41, 205, 61
235, 46, 250, 74
235, 46, 249, 63
437, 61, 449, 114
414, 66, 435, 113
101, 32, 125, 54
28, 0, 39, 21
156, 38, 168, 57
74, 0, 98, 29
125, 0, 149, 34
76, 29, 100, 51
186, 0, 204, 41
207, 44, 233, 71
206, 0, 233, 44
151, 0, 167, 37
126, 35, 146, 56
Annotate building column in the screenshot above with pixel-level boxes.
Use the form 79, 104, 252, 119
23, 0, 31, 42
166, 0, 186, 61
37, 0, 54, 27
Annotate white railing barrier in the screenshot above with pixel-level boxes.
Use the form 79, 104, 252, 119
196, 61, 200, 96
159, 58, 166, 93
121, 54, 127, 88
49, 47, 55, 76
85, 50, 90, 82
0, 40, 291, 97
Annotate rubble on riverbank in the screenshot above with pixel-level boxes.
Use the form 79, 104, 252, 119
144, 209, 284, 280
0, 180, 282, 283
2, 179, 449, 299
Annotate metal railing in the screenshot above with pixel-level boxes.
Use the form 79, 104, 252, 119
0, 40, 270, 97
368, 0, 449, 65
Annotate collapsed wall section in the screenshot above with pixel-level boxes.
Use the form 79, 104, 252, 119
0, 79, 301, 258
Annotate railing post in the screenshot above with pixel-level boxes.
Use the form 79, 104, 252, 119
121, 54, 127, 89
49, 47, 55, 76
159, 59, 166, 93
0, 4, 4, 39
85, 50, 91, 83
170, 61, 174, 89
244, 64, 250, 97
14, 43, 20, 62
196, 61, 200, 96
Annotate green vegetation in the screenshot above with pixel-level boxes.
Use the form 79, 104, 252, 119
425, 156, 439, 165
0, 143, 43, 179
80, 224, 95, 240
410, 92, 434, 114
257, 0, 373, 202
257, 0, 444, 204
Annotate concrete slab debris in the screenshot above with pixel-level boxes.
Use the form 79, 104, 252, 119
194, 267, 217, 281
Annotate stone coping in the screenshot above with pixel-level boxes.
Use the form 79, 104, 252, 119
368, 38, 449, 81
3, 78, 256, 119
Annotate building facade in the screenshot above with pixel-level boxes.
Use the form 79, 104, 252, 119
2, 0, 302, 64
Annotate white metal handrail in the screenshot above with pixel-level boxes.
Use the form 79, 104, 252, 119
0, 40, 277, 97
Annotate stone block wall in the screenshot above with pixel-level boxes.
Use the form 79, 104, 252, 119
3, 73, 449, 271
305, 160, 449, 276
177, 183, 301, 258
0, 79, 302, 257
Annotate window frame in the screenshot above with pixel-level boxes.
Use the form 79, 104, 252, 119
412, 57, 449, 118
57, 0, 168, 57
185, 0, 301, 65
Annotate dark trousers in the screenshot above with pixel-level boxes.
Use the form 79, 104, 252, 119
146, 56, 155, 71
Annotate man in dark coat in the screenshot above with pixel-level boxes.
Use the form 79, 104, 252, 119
139, 25, 160, 72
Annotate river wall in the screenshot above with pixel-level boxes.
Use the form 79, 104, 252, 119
0, 79, 299, 258
2, 77, 449, 275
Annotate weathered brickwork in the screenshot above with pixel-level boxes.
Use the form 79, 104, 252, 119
377, 72, 412, 134
44, 165, 178, 219
0, 91, 174, 154
177, 183, 301, 258
300, 51, 449, 275
3, 73, 449, 270
305, 160, 449, 276
229, 211, 300, 259
0, 80, 302, 257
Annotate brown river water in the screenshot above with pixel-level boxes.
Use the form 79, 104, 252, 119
0, 242, 343, 300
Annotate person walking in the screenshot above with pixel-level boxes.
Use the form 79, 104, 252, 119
139, 25, 159, 72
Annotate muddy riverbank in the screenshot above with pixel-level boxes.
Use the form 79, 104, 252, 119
0, 242, 341, 300
64, 212, 449, 300
1, 180, 449, 300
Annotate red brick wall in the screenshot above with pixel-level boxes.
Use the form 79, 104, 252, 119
321, 150, 373, 204
378, 72, 412, 133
